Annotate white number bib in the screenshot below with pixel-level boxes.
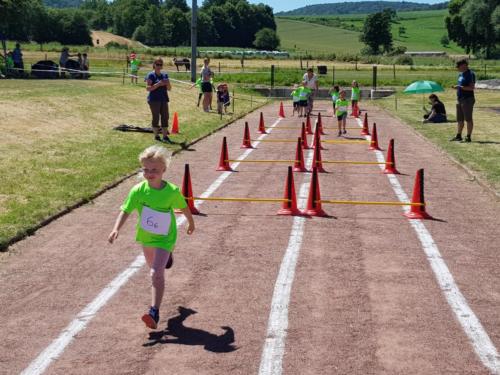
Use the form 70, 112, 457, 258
140, 206, 171, 235
338, 106, 347, 112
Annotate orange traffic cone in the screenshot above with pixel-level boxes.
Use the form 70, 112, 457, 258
404, 169, 433, 220
171, 112, 179, 134
317, 112, 326, 135
277, 166, 301, 216
312, 140, 326, 173
351, 103, 359, 118
383, 139, 400, 174
369, 123, 381, 151
279, 101, 285, 118
312, 122, 325, 150
305, 115, 313, 135
301, 122, 310, 149
216, 136, 233, 171
305, 167, 327, 217
293, 137, 308, 172
258, 112, 266, 134
241, 122, 253, 149
182, 164, 200, 215
361, 112, 370, 136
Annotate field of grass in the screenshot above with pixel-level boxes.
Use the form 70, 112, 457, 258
276, 18, 364, 55
0, 77, 264, 249
374, 89, 500, 194
277, 9, 466, 54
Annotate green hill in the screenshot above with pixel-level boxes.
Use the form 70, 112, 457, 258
277, 1, 448, 16
277, 9, 465, 54
43, 0, 82, 8
276, 18, 364, 54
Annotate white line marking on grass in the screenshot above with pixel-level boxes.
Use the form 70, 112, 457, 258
356, 117, 500, 374
258, 149, 314, 375
20, 118, 282, 375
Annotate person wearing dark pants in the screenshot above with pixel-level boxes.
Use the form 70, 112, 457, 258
146, 58, 173, 144
451, 59, 476, 143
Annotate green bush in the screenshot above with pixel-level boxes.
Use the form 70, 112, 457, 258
393, 55, 414, 65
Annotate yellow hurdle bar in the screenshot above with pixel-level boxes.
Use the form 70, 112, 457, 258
319, 199, 424, 206
319, 160, 391, 165
264, 126, 300, 129
192, 197, 288, 203
322, 127, 362, 130
252, 139, 297, 143
226, 159, 298, 163
322, 140, 370, 144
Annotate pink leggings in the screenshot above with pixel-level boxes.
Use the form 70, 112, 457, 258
147, 248, 171, 309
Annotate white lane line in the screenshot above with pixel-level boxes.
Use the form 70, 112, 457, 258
356, 117, 500, 374
20, 118, 283, 375
258, 149, 314, 375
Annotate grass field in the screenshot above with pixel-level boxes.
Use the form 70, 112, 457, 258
277, 9, 466, 54
374, 89, 500, 194
0, 77, 264, 249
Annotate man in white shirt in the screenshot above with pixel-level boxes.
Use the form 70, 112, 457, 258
302, 68, 319, 115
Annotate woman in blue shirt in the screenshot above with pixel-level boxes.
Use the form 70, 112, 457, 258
146, 58, 173, 144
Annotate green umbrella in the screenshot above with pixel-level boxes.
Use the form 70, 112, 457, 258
403, 80, 444, 107
403, 80, 444, 94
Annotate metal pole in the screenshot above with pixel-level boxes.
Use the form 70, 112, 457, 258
372, 65, 377, 90
332, 65, 335, 85
393, 64, 396, 80
271, 64, 275, 89
190, 0, 197, 83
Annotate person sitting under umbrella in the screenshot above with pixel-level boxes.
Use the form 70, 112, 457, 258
422, 94, 447, 123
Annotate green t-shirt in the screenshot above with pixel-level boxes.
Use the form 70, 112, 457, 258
195, 78, 203, 93
291, 89, 300, 102
298, 86, 312, 100
335, 98, 349, 116
130, 58, 141, 72
351, 87, 360, 101
121, 180, 187, 252
331, 92, 339, 102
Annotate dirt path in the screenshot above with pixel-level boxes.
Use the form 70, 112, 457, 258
0, 102, 499, 375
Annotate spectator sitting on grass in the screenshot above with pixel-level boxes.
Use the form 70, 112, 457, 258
422, 94, 447, 123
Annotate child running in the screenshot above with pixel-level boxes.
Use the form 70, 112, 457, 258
108, 145, 195, 329
351, 80, 361, 113
290, 84, 300, 116
190, 77, 203, 107
335, 89, 349, 136
328, 85, 340, 114
298, 82, 312, 117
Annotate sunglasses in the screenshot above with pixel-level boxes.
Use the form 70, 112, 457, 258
155, 63, 163, 67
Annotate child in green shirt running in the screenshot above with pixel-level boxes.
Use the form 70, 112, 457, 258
335, 90, 349, 136
351, 80, 361, 111
298, 83, 312, 117
129, 52, 141, 84
290, 84, 300, 116
108, 145, 195, 330
328, 85, 340, 114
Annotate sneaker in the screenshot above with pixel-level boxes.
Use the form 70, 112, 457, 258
450, 135, 462, 142
162, 135, 173, 144
338, 131, 342, 137
342, 129, 347, 134
462, 135, 472, 143
154, 135, 161, 142
142, 306, 159, 329
165, 254, 173, 269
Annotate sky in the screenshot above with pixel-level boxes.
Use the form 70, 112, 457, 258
247, 0, 445, 13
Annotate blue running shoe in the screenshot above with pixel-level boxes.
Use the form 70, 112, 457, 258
142, 306, 159, 329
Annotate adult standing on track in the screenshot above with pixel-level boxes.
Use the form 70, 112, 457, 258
146, 57, 173, 144
451, 59, 476, 143
200, 58, 214, 113
302, 68, 319, 115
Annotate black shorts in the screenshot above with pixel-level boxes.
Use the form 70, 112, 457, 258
201, 81, 212, 93
293, 102, 299, 108
299, 100, 308, 107
337, 113, 347, 121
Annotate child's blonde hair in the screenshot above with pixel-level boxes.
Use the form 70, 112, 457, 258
139, 145, 172, 168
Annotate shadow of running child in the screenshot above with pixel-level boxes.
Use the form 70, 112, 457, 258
143, 306, 238, 353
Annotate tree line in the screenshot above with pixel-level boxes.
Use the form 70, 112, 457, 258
0, 0, 280, 50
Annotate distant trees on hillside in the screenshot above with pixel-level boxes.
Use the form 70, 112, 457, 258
359, 11, 393, 54
445, 0, 499, 58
